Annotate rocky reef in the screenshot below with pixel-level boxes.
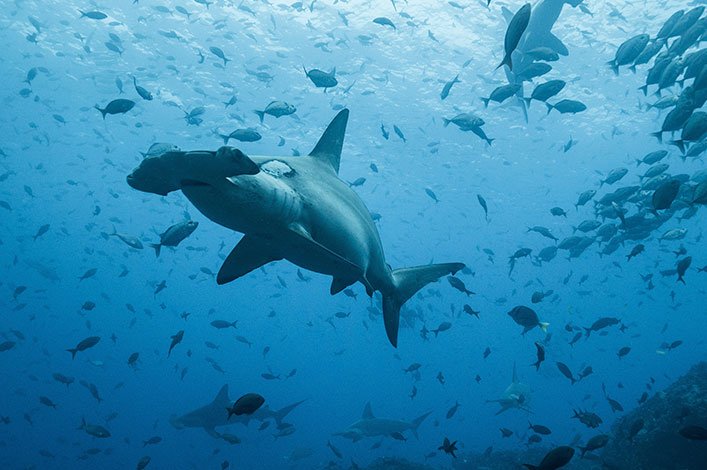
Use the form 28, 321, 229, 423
601, 361, 707, 469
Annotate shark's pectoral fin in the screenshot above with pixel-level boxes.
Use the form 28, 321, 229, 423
287, 223, 363, 276
217, 236, 282, 285
545, 32, 569, 56
127, 147, 259, 196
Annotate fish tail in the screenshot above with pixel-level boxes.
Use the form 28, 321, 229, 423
650, 131, 663, 143
442, 118, 451, 127
150, 243, 161, 257
545, 103, 553, 115
480, 98, 490, 108
67, 348, 78, 359
584, 327, 591, 338
629, 64, 636, 73
539, 322, 549, 333
410, 411, 432, 439
486, 137, 495, 146
254, 110, 265, 123
383, 263, 465, 347
669, 139, 685, 154
607, 60, 619, 76
496, 54, 512, 71
524, 97, 531, 108
94, 105, 107, 120
638, 85, 648, 96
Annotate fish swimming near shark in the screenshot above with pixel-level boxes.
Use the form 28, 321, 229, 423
334, 402, 431, 442
486, 363, 531, 415
169, 385, 304, 438
127, 109, 464, 347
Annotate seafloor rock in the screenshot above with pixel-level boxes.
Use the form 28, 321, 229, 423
601, 361, 707, 469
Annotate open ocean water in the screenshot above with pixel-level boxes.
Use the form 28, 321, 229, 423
1, 0, 706, 469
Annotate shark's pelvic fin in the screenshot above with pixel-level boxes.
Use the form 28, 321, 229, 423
382, 263, 465, 347
309, 108, 349, 174
217, 236, 282, 285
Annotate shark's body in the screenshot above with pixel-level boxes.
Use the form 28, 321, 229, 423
169, 385, 304, 437
335, 402, 431, 442
486, 363, 531, 415
127, 109, 464, 346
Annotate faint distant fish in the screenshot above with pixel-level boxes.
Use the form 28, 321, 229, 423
209, 46, 230, 65
556, 361, 576, 384
79, 10, 107, 20
393, 125, 406, 142
496, 3, 531, 71
79, 419, 111, 438
168, 330, 184, 356
373, 17, 396, 29
132, 76, 153, 101
218, 128, 261, 144
67, 336, 100, 359
95, 99, 135, 119
140, 142, 181, 158
33, 223, 50, 241
477, 194, 488, 220
440, 74, 460, 100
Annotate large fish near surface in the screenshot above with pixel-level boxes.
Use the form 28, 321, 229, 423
127, 109, 465, 347
170, 385, 304, 437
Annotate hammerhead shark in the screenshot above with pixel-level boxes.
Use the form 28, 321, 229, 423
334, 402, 431, 442
486, 363, 532, 415
127, 109, 464, 347
169, 384, 304, 437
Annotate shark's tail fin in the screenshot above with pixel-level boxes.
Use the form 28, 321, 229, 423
273, 399, 306, 425
410, 411, 432, 439
383, 263, 465, 347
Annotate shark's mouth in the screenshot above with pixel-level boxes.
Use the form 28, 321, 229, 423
260, 159, 295, 178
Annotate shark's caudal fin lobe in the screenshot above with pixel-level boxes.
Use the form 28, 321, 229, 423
309, 108, 349, 174
383, 262, 465, 347
410, 411, 432, 439
217, 235, 282, 285
272, 399, 306, 425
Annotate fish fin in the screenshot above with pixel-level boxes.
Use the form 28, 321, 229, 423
273, 399, 306, 424
539, 322, 549, 332
383, 263, 465, 347
308, 108, 349, 174
545, 32, 569, 56
362, 402, 375, 419
217, 236, 282, 285
150, 243, 161, 257
330, 277, 354, 295
254, 110, 265, 123
67, 348, 78, 359
410, 411, 432, 439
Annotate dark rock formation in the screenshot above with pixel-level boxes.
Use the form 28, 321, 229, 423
601, 361, 707, 469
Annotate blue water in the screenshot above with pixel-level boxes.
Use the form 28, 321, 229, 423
1, 0, 706, 468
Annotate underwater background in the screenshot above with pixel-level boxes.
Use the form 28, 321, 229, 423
1, 0, 706, 468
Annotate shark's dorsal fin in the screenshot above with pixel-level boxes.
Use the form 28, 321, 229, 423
308, 108, 349, 174
213, 385, 230, 407
362, 402, 374, 419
